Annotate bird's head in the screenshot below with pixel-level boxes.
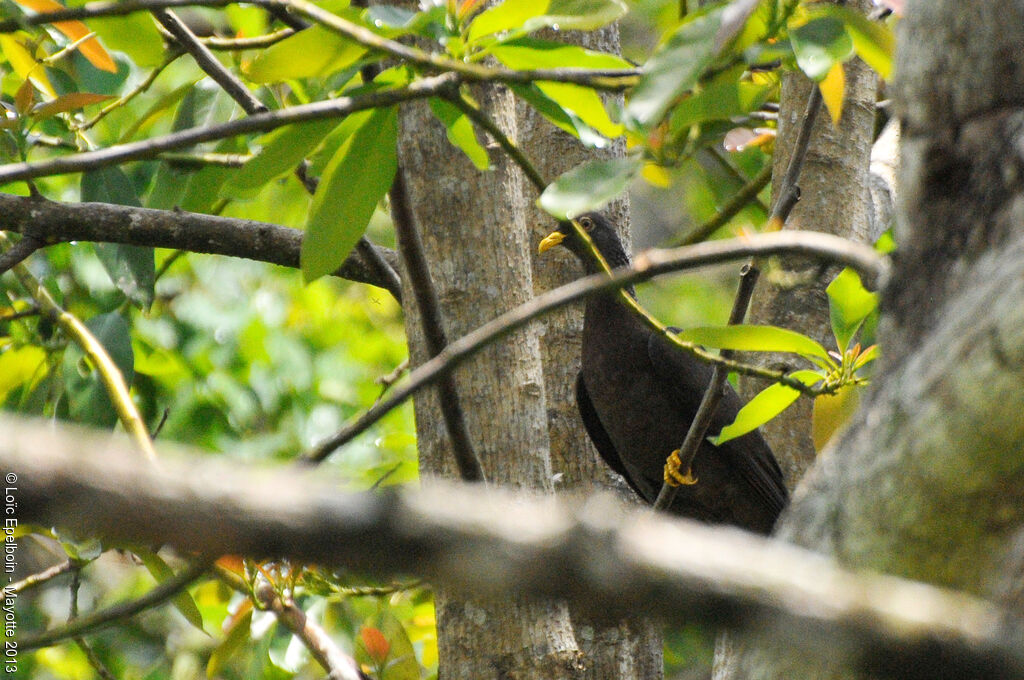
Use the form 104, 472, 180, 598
537, 212, 631, 273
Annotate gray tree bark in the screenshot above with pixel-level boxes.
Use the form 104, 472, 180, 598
519, 25, 663, 680
725, 1, 1024, 677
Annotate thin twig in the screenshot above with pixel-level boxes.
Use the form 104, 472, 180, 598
302, 231, 888, 462
154, 9, 267, 115
388, 168, 483, 481
69, 567, 119, 680
0, 232, 159, 461
200, 28, 295, 50
6, 559, 74, 594
78, 50, 183, 132
0, 72, 463, 185
20, 559, 211, 650
0, 234, 43, 275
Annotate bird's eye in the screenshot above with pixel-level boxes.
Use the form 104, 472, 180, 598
579, 216, 594, 231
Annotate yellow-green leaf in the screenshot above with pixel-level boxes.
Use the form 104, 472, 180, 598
429, 98, 490, 170
812, 383, 860, 452
31, 92, 112, 119
12, 0, 117, 72
136, 549, 205, 631
674, 325, 830, 360
711, 369, 822, 445
244, 25, 366, 83
0, 345, 47, 404
0, 35, 55, 97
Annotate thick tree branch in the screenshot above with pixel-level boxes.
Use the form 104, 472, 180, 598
0, 194, 402, 298
304, 231, 888, 461
4, 414, 1023, 680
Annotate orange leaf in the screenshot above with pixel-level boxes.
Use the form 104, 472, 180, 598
15, 79, 35, 116
12, 0, 117, 73
31, 91, 111, 118
359, 626, 390, 665
215, 555, 246, 574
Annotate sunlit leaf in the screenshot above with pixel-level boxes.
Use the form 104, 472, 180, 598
244, 25, 367, 83
0, 345, 47, 404
820, 5, 894, 80
538, 155, 641, 219
508, 82, 606, 147
0, 35, 55, 97
812, 383, 860, 452
467, 0, 626, 43
302, 106, 398, 281
711, 369, 821, 445
674, 325, 830, 360
12, 0, 117, 72
819, 61, 845, 125
826, 268, 878, 351
790, 16, 853, 81
429, 98, 490, 170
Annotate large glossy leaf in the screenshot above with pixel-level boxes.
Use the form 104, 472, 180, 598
824, 5, 894, 80
222, 118, 342, 199
538, 155, 641, 219
626, 0, 758, 128
62, 312, 134, 429
244, 25, 367, 83
82, 167, 155, 309
826, 268, 878, 351
711, 369, 822, 445
790, 16, 854, 81
354, 611, 421, 680
812, 383, 860, 452
301, 107, 398, 281
429, 98, 490, 170
509, 82, 606, 147
12, 0, 117, 72
674, 324, 830, 360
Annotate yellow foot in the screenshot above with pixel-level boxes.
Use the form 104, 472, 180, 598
664, 449, 698, 487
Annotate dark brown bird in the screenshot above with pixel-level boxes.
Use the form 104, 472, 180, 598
539, 213, 787, 534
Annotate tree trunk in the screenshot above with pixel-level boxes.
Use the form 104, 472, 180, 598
520, 24, 663, 680
395, 76, 585, 679
727, 1, 1024, 677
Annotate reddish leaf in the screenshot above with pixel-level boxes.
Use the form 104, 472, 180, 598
360, 626, 390, 665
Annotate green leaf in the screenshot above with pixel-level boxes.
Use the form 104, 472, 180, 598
301, 107, 398, 281
490, 37, 634, 71
711, 369, 821, 445
61, 312, 134, 429
826, 268, 878, 351
222, 118, 342, 199
669, 80, 773, 133
82, 167, 155, 309
626, 0, 759, 128
429, 98, 490, 170
467, 0, 626, 44
789, 16, 854, 81
207, 608, 253, 678
674, 325, 830, 360
0, 345, 47, 404
136, 548, 205, 631
538, 155, 641, 219
821, 6, 894, 80
244, 25, 367, 83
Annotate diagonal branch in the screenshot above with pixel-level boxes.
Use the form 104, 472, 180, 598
304, 231, 888, 462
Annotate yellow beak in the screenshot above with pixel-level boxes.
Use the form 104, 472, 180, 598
537, 230, 566, 254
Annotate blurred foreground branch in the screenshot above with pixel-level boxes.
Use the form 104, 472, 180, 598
3, 415, 1022, 680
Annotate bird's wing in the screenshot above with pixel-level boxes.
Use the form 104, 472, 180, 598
575, 371, 646, 501
646, 330, 787, 516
